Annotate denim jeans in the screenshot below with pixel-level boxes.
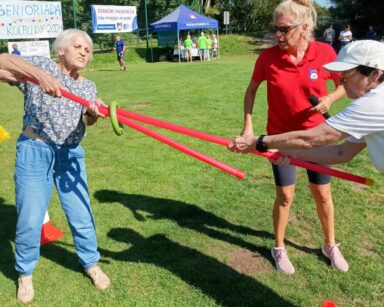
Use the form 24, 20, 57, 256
205, 49, 211, 61
14, 134, 100, 275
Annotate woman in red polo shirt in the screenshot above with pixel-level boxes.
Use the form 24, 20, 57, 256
236, 0, 347, 275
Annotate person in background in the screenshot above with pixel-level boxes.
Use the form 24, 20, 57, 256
191, 33, 197, 48
323, 24, 335, 46
338, 25, 352, 48
230, 40, 384, 210
113, 35, 127, 72
0, 29, 111, 304
206, 34, 212, 62
212, 33, 218, 59
229, 0, 347, 275
184, 34, 193, 62
198, 31, 207, 62
11, 43, 21, 56
366, 26, 377, 40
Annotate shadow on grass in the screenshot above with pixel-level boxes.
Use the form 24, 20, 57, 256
94, 190, 319, 259
99, 228, 297, 306
94, 190, 276, 262
0, 197, 18, 281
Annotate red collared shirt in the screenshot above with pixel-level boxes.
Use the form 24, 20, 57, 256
252, 41, 339, 134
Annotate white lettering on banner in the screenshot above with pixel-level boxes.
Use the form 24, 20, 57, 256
0, 3, 61, 17
0, 1, 63, 39
185, 22, 210, 27
154, 24, 171, 29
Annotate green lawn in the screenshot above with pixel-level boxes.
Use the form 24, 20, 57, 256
0, 54, 383, 306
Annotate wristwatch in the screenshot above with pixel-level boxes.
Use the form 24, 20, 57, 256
255, 135, 268, 152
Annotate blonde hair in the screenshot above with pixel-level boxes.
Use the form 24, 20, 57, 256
274, 0, 317, 40
52, 29, 93, 60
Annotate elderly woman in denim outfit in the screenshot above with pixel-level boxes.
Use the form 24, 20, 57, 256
0, 29, 110, 304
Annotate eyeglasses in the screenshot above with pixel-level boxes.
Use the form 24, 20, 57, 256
273, 24, 301, 34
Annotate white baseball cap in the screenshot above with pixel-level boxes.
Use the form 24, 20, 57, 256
323, 40, 384, 72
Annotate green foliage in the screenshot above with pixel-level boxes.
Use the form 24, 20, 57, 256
215, 0, 280, 32
217, 34, 261, 55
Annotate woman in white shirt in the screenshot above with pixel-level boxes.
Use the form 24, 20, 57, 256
339, 24, 352, 47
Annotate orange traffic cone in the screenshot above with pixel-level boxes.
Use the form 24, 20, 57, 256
40, 211, 64, 245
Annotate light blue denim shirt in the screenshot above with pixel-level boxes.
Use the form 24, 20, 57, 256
18, 56, 97, 146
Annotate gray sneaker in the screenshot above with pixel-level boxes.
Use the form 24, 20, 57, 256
85, 265, 111, 290
17, 275, 35, 304
271, 247, 295, 275
322, 243, 349, 272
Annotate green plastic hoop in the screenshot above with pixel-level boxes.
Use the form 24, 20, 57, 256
109, 101, 124, 136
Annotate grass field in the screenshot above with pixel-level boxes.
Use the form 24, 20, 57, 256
0, 52, 383, 306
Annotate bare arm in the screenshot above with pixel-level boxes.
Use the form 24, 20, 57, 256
0, 53, 62, 97
82, 98, 107, 126
0, 69, 19, 82
263, 122, 349, 150
285, 140, 366, 165
242, 79, 261, 136
229, 122, 349, 154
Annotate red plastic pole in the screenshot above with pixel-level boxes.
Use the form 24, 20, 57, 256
63, 90, 245, 179
23, 77, 372, 185
116, 109, 373, 186
23, 78, 245, 179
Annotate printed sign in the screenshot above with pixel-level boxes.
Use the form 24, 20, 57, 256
91, 5, 138, 33
8, 40, 50, 58
0, 1, 63, 39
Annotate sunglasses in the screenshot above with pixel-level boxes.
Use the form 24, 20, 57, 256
273, 24, 301, 34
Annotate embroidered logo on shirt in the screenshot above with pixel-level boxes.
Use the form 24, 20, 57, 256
309, 69, 318, 81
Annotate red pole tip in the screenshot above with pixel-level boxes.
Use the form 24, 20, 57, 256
322, 300, 337, 307
365, 178, 374, 186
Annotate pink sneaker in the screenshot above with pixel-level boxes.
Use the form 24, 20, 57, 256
322, 243, 349, 272
271, 247, 295, 275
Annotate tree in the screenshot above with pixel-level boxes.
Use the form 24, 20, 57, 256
215, 0, 280, 33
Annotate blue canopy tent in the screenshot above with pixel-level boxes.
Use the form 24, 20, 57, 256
150, 5, 219, 62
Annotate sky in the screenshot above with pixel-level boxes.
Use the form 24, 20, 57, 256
314, 0, 331, 7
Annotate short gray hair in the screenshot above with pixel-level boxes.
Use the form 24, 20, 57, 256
52, 29, 93, 60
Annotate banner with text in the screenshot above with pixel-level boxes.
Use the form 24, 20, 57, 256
91, 5, 138, 33
0, 1, 63, 39
8, 40, 50, 58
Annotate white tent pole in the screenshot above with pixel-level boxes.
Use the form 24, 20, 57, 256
177, 30, 181, 63
217, 29, 220, 60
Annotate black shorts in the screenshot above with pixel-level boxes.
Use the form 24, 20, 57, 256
272, 163, 331, 186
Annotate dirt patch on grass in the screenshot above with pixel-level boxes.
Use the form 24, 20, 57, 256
359, 237, 375, 256
227, 248, 272, 275
130, 102, 151, 110
350, 181, 370, 192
